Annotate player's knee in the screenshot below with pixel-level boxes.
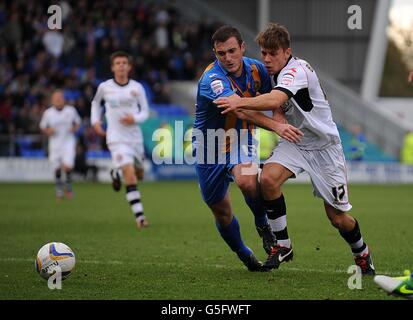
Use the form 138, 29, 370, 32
211, 206, 232, 225
124, 173, 137, 185
260, 171, 282, 191
237, 177, 257, 196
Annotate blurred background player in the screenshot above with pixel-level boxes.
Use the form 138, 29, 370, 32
215, 23, 375, 275
39, 89, 81, 200
91, 51, 150, 229
193, 26, 303, 271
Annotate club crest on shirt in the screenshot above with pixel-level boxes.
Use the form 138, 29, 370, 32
116, 154, 123, 162
211, 79, 224, 95
130, 90, 139, 97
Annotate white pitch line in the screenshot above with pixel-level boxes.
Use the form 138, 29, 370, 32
0, 257, 123, 265
79, 260, 123, 265
0, 257, 400, 276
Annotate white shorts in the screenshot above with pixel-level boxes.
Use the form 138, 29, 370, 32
265, 141, 352, 212
107, 142, 145, 169
49, 147, 75, 170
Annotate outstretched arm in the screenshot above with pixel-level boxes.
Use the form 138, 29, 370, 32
214, 89, 289, 113
233, 109, 303, 143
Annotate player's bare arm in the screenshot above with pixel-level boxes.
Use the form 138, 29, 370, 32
214, 89, 289, 113
273, 108, 288, 124
233, 109, 303, 143
93, 121, 106, 137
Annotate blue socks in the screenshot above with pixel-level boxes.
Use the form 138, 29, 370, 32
244, 196, 268, 228
216, 216, 252, 262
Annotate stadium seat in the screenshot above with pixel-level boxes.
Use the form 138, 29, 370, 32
338, 126, 397, 162
20, 149, 46, 158
86, 150, 111, 159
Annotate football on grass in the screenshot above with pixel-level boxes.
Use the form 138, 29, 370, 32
35, 242, 76, 280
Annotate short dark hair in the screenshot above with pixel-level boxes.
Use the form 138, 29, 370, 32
50, 88, 64, 99
51, 88, 64, 95
256, 23, 291, 51
49, 88, 65, 103
212, 25, 243, 47
110, 51, 132, 65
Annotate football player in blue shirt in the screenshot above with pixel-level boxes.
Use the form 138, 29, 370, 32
192, 26, 303, 271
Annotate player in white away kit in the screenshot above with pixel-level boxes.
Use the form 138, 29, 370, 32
91, 51, 150, 229
40, 90, 81, 200
215, 23, 375, 275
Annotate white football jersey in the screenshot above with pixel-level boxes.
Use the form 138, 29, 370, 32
39, 105, 81, 150
274, 56, 341, 150
91, 79, 149, 145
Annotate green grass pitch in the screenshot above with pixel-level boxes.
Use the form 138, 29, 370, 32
0, 181, 412, 300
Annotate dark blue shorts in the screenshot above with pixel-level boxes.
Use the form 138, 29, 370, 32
195, 163, 236, 205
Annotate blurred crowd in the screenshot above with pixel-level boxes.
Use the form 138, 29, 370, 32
0, 0, 220, 138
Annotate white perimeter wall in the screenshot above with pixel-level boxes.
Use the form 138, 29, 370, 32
1, 158, 413, 184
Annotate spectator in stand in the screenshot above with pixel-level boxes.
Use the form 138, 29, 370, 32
5, 3, 218, 103
0, 0, 224, 161
348, 124, 366, 162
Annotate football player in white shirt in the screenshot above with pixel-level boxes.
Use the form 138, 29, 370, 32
215, 23, 375, 275
91, 51, 150, 229
40, 89, 81, 200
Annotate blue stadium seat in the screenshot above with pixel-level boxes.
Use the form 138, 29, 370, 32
86, 150, 111, 159
151, 104, 189, 117
20, 149, 46, 158
16, 136, 34, 148
64, 89, 82, 101
140, 81, 154, 103
338, 126, 397, 162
